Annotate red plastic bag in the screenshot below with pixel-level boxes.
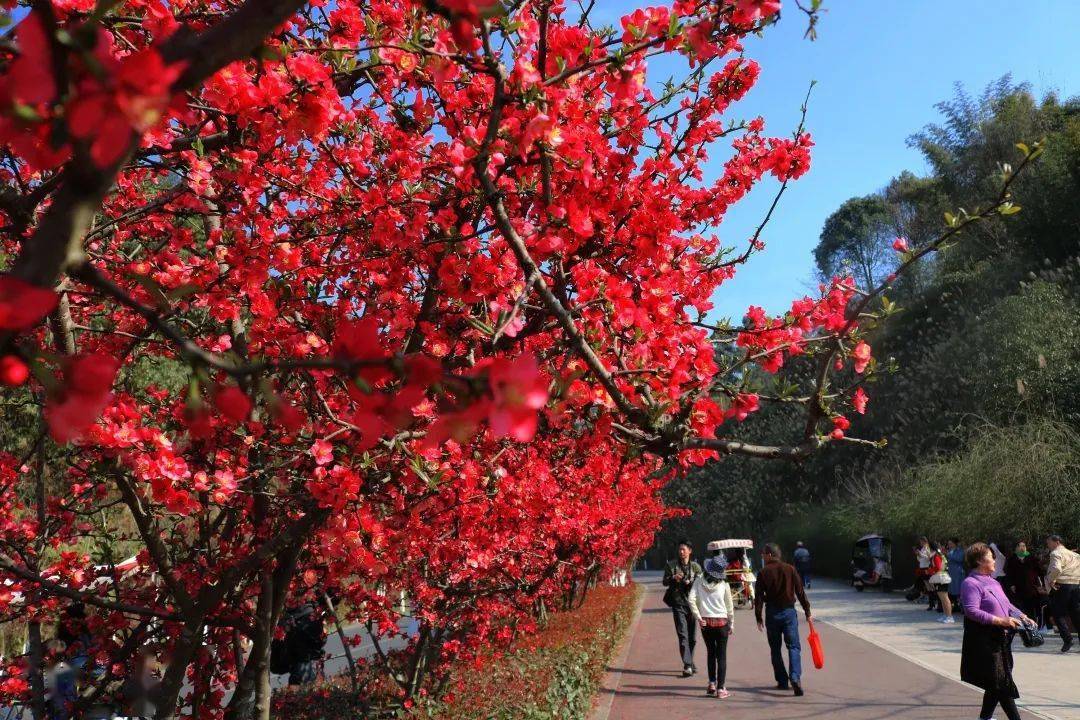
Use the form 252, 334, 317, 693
807, 619, 825, 669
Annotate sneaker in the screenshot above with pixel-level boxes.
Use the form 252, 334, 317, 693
706, 683, 716, 697
941, 616, 955, 624
1061, 638, 1074, 654
776, 682, 790, 690
682, 665, 693, 677
792, 681, 804, 697
717, 688, 731, 699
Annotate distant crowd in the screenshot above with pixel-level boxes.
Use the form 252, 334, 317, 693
910, 535, 1080, 646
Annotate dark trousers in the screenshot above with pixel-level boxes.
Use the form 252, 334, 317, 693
671, 605, 696, 667
1050, 584, 1080, 641
701, 624, 730, 686
1017, 594, 1047, 627
765, 606, 802, 686
980, 690, 1022, 720
795, 561, 811, 588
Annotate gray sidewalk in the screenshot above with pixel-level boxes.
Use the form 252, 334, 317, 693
808, 578, 1080, 720
592, 572, 1040, 720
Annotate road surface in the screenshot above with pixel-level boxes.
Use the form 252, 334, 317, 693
592, 572, 1042, 720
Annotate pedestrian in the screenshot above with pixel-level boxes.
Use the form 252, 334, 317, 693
283, 601, 327, 687
988, 541, 1008, 585
946, 538, 965, 611
50, 603, 94, 720
754, 543, 812, 697
120, 650, 162, 719
928, 542, 955, 623
914, 536, 933, 608
688, 556, 734, 699
960, 542, 1032, 720
662, 540, 702, 677
793, 541, 811, 590
1044, 534, 1080, 652
1005, 541, 1044, 627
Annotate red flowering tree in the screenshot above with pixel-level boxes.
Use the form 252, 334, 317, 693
0, 0, 1034, 718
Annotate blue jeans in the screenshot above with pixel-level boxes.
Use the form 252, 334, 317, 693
288, 659, 318, 686
765, 606, 802, 686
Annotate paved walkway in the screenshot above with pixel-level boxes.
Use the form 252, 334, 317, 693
809, 578, 1080, 720
593, 573, 1043, 720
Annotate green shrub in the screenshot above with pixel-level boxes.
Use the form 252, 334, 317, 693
271, 583, 641, 720
833, 417, 1080, 544
419, 583, 640, 720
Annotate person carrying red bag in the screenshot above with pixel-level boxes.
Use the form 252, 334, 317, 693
755, 543, 813, 697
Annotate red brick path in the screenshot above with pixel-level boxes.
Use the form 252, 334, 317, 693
592, 573, 1040, 720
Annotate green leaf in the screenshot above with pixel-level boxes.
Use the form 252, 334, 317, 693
125, 271, 171, 312
667, 12, 680, 38
999, 204, 1022, 215
166, 283, 201, 301
11, 103, 41, 123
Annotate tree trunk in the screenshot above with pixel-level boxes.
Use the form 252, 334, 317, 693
225, 573, 274, 720
26, 621, 46, 720
225, 537, 306, 720
27, 433, 48, 720
324, 592, 358, 695
154, 624, 203, 720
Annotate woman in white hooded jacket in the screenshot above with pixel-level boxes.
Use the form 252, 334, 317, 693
688, 556, 735, 698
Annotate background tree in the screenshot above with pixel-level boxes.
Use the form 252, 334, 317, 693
814, 194, 897, 290
654, 77, 1079, 570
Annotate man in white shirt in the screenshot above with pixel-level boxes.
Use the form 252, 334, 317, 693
1045, 535, 1080, 652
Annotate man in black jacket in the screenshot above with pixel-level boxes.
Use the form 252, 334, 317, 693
663, 540, 702, 677
284, 601, 327, 687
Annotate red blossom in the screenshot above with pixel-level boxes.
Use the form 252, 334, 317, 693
486, 355, 549, 442
0, 275, 58, 330
0, 355, 29, 386
272, 401, 307, 432
0, 3, 879, 714
46, 354, 119, 443
214, 385, 252, 422
852, 341, 872, 374
310, 439, 334, 466
435, 0, 499, 20
68, 48, 185, 167
333, 317, 392, 386
2, 12, 58, 106
892, 237, 909, 252
853, 387, 869, 414
732, 0, 783, 25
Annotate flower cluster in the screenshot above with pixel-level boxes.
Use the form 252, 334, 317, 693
0, 0, 881, 715
0, 11, 182, 171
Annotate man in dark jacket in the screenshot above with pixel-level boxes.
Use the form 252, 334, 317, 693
663, 540, 702, 677
284, 601, 327, 687
755, 543, 812, 696
1005, 541, 1044, 626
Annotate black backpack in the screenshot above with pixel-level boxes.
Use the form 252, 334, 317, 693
285, 606, 326, 662
269, 636, 292, 674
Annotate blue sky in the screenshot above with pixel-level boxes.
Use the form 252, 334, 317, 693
601, 1, 1080, 322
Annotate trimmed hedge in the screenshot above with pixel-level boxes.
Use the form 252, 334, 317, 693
425, 583, 640, 720
271, 583, 641, 720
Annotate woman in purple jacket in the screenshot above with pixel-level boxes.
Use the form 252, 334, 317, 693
961, 542, 1034, 720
